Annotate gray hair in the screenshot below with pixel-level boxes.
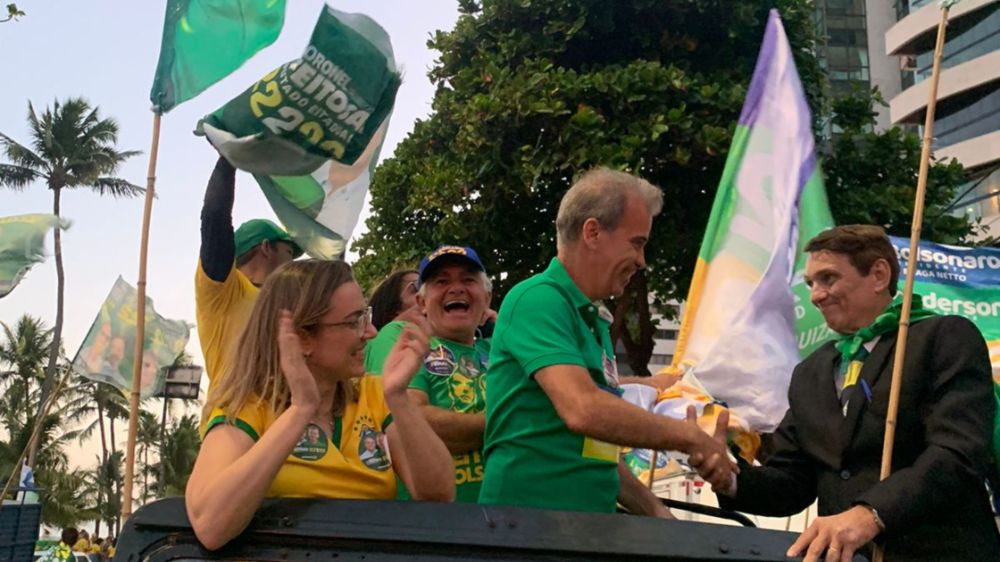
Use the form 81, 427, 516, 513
417, 270, 492, 298
555, 167, 663, 247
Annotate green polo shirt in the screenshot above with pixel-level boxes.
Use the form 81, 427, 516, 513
410, 337, 490, 503
365, 320, 490, 503
479, 258, 622, 513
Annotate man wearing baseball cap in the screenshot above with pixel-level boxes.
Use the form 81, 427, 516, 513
366, 245, 493, 502
196, 157, 302, 398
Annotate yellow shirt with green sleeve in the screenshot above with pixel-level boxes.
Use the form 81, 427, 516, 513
408, 336, 490, 503
203, 376, 397, 499
194, 260, 258, 392
479, 258, 622, 513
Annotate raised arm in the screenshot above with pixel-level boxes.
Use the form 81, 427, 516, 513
200, 156, 237, 282
381, 322, 455, 501
185, 311, 320, 550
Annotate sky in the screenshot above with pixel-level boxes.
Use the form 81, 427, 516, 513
0, 1, 460, 466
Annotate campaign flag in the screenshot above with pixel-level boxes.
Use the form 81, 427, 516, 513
71, 277, 190, 398
150, 0, 287, 113
253, 118, 391, 258
196, 6, 400, 258
0, 214, 68, 299
663, 10, 834, 431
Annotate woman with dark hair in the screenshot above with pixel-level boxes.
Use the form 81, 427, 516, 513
368, 269, 420, 330
185, 260, 454, 550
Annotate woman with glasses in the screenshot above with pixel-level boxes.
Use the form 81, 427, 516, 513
185, 260, 455, 551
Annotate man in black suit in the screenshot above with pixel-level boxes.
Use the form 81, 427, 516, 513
716, 225, 998, 561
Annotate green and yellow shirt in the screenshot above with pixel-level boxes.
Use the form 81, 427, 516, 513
204, 376, 396, 499
409, 337, 490, 502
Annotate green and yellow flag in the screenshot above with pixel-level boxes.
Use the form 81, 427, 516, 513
71, 277, 191, 398
0, 214, 67, 299
150, 0, 287, 113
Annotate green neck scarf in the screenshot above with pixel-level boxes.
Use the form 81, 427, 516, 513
834, 294, 937, 365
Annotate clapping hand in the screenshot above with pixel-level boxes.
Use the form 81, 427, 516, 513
277, 310, 320, 415
382, 317, 432, 398
685, 405, 738, 491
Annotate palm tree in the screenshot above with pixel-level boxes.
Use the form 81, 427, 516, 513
0, 315, 51, 430
39, 459, 98, 529
155, 414, 200, 497
136, 410, 160, 504
91, 450, 124, 535
0, 97, 142, 467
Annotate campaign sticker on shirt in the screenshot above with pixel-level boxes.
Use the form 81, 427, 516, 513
358, 426, 391, 471
292, 424, 328, 461
602, 351, 620, 388
457, 355, 481, 378
424, 344, 456, 376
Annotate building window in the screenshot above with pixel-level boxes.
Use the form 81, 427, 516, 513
932, 84, 1000, 148
649, 354, 673, 365
910, 7, 1000, 86
654, 329, 678, 341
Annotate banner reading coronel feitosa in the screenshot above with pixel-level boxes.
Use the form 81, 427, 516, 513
794, 236, 1000, 377
196, 5, 401, 176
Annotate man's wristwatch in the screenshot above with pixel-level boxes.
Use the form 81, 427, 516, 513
858, 503, 886, 533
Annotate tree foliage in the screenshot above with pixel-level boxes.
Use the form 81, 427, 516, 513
354, 0, 825, 374
1, 3, 25, 23
155, 414, 200, 497
355, 0, 821, 374
822, 89, 974, 243
354, 0, 824, 297
0, 98, 142, 465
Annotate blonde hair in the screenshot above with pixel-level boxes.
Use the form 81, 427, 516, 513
556, 167, 663, 247
205, 259, 360, 424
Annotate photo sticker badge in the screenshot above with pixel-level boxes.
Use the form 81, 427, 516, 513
358, 426, 391, 471
292, 423, 328, 461
424, 344, 456, 376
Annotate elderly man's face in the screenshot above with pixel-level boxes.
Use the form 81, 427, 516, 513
591, 194, 652, 298
418, 263, 490, 343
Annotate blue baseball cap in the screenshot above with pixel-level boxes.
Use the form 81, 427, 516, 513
418, 245, 486, 285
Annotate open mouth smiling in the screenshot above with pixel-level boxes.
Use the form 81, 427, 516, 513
443, 300, 470, 313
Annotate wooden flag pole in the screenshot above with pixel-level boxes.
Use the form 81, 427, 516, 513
872, 6, 950, 561
647, 450, 659, 490
121, 112, 162, 522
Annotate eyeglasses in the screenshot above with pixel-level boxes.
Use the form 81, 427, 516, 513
314, 307, 372, 338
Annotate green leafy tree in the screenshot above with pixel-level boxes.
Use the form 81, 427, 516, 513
0, 315, 51, 427
1, 3, 25, 23
37, 461, 98, 530
91, 450, 124, 535
136, 409, 161, 504
355, 0, 823, 375
0, 98, 142, 467
822, 89, 974, 243
155, 414, 200, 497
357, 1, 975, 375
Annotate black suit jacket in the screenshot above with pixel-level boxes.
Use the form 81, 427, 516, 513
719, 315, 999, 561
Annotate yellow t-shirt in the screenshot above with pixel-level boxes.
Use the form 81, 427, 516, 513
204, 376, 397, 499
72, 539, 90, 552
194, 260, 258, 392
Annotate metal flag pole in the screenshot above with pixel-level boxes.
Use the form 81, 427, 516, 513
121, 111, 162, 522
873, 4, 952, 561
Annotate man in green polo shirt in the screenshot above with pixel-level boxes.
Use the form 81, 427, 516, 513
367, 245, 492, 502
480, 167, 737, 515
